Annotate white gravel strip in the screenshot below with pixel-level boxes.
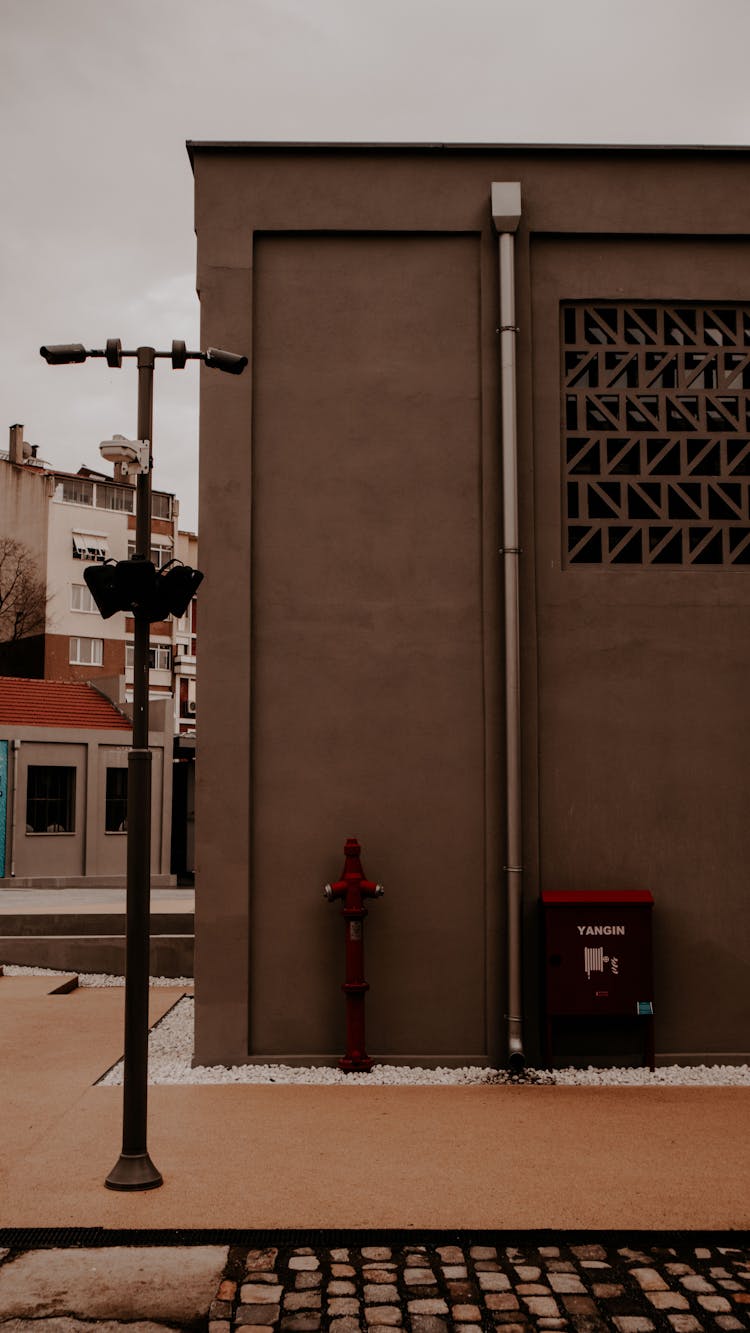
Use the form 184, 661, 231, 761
97, 996, 750, 1088
0, 962, 192, 988
552, 1063, 750, 1085
6, 967, 748, 1086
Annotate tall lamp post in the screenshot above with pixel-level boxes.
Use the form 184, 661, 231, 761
40, 339, 246, 1189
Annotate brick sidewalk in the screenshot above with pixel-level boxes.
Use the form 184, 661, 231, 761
209, 1240, 750, 1333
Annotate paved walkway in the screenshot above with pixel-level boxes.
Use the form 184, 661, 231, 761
1, 976, 748, 1231
0, 1236, 748, 1331
1, 976, 749, 1328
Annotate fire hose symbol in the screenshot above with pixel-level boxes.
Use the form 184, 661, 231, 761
584, 947, 619, 980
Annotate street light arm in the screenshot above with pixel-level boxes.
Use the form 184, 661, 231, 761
41, 341, 247, 374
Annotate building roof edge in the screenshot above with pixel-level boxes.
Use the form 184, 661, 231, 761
185, 138, 750, 171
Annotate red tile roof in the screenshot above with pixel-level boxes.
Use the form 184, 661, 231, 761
0, 678, 131, 731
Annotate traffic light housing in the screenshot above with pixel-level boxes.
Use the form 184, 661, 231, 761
150, 562, 204, 620
84, 558, 203, 623
82, 560, 123, 619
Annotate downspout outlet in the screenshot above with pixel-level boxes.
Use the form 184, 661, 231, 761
507, 1024, 526, 1073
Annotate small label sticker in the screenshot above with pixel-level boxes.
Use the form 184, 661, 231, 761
349, 922, 362, 941
637, 1000, 654, 1016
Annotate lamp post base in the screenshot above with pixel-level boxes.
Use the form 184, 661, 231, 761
105, 1151, 163, 1191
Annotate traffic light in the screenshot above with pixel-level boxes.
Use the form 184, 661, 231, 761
84, 557, 203, 623
153, 562, 204, 618
83, 560, 123, 619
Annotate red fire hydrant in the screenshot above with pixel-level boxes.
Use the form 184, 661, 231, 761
324, 837, 384, 1072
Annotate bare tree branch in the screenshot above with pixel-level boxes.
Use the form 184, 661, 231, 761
0, 538, 47, 642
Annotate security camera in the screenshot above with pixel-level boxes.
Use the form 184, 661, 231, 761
99, 435, 150, 478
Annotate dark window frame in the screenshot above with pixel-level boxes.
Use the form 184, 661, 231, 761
26, 765, 76, 834
105, 767, 128, 833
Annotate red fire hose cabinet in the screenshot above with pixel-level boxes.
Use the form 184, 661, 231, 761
542, 890, 655, 1070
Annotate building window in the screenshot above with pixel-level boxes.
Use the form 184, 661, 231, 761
151, 492, 173, 520
26, 765, 75, 833
105, 768, 128, 832
562, 302, 750, 566
58, 478, 93, 506
70, 636, 103, 666
72, 533, 109, 561
95, 482, 134, 513
127, 541, 173, 569
125, 642, 172, 670
71, 583, 98, 613
153, 645, 172, 671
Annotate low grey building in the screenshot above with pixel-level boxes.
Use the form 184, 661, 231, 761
0, 675, 173, 886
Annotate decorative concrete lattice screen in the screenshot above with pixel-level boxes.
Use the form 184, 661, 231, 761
562, 302, 750, 566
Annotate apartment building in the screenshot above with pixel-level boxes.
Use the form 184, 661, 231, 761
0, 425, 197, 738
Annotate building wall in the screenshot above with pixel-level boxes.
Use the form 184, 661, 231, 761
0, 710, 173, 886
15, 739, 87, 877
95, 742, 130, 876
528, 236, 750, 1062
45, 633, 125, 681
192, 144, 750, 1067
0, 459, 50, 578
46, 480, 177, 693
45, 490, 129, 646
0, 459, 50, 671
174, 531, 198, 735
248, 231, 493, 1060
1, 457, 187, 712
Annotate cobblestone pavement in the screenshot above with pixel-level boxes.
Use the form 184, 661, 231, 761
209, 1240, 750, 1333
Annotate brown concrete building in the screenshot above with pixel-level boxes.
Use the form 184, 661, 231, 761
190, 142, 750, 1069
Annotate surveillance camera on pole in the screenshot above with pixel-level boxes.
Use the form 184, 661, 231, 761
99, 435, 150, 480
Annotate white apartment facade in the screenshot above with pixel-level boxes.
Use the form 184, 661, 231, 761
1, 425, 197, 737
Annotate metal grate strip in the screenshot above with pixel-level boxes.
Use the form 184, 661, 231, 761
0, 1226, 747, 1250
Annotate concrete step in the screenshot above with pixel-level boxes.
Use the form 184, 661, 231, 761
0, 912, 194, 936
0, 934, 193, 976
0, 933, 193, 975
0, 910, 194, 976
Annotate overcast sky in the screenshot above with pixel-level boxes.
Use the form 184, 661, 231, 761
3, 0, 750, 532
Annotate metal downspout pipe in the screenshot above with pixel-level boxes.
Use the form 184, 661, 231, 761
492, 183, 525, 1071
